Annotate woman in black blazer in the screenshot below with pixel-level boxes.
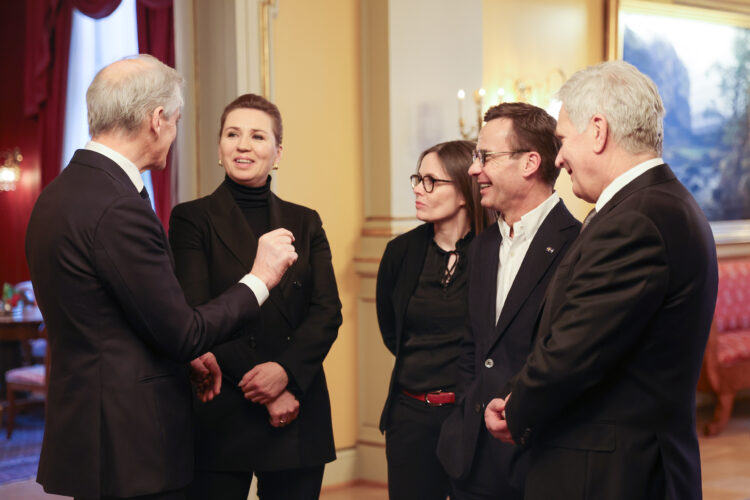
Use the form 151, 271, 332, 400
169, 94, 342, 500
376, 140, 493, 500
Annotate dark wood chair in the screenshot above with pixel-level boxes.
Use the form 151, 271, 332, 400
5, 328, 48, 439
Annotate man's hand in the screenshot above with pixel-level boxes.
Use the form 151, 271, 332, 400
190, 352, 222, 403
485, 396, 515, 444
238, 361, 289, 404
251, 228, 298, 289
265, 390, 300, 428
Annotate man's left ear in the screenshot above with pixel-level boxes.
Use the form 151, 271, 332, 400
151, 107, 165, 136
591, 114, 608, 154
522, 152, 541, 178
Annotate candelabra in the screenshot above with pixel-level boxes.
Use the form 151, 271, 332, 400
457, 69, 566, 140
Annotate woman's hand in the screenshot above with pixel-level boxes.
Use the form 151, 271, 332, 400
265, 390, 300, 428
238, 361, 289, 404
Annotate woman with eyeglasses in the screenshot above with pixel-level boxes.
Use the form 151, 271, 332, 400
169, 93, 341, 499
376, 140, 494, 500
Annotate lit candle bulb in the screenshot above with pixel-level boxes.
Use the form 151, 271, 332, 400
497, 88, 505, 103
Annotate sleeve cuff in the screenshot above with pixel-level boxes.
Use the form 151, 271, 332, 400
240, 273, 269, 306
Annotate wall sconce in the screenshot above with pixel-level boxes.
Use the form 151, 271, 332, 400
458, 69, 566, 139
0, 148, 22, 192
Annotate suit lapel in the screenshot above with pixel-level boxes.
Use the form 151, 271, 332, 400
207, 183, 258, 271
392, 224, 432, 352
266, 192, 297, 324
489, 202, 578, 352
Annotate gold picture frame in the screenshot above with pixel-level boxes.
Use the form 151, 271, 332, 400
607, 0, 750, 245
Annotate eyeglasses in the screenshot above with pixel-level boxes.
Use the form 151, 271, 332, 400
471, 149, 530, 167
410, 174, 453, 193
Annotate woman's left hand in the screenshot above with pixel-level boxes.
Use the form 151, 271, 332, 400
238, 361, 289, 404
265, 390, 300, 427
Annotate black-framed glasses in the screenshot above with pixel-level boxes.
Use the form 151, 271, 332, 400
472, 149, 530, 167
410, 174, 453, 193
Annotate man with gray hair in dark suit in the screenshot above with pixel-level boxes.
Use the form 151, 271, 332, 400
486, 60, 718, 500
26, 54, 297, 500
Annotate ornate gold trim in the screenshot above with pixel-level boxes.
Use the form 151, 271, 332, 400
259, 0, 276, 98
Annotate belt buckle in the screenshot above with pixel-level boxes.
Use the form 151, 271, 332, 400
424, 390, 443, 407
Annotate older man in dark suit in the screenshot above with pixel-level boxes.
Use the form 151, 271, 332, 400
486, 61, 718, 500
436, 103, 580, 499
25, 54, 297, 500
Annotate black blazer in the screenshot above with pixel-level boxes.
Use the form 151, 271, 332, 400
25, 150, 259, 498
375, 223, 439, 431
436, 201, 580, 484
169, 181, 341, 471
506, 165, 719, 500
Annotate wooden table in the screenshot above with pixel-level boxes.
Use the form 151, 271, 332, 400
0, 305, 44, 341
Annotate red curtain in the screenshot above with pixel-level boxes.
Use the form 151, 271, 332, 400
137, 0, 175, 229
23, 0, 175, 228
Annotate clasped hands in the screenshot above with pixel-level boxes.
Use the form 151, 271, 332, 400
239, 361, 298, 427
189, 357, 299, 428
484, 393, 515, 444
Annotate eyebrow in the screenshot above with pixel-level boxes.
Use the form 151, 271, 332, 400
224, 126, 269, 134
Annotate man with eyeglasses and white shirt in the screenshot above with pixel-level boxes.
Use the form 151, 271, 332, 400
436, 102, 580, 499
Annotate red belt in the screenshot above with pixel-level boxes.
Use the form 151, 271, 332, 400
402, 389, 456, 406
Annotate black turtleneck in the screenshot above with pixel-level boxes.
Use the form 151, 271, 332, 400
223, 175, 271, 237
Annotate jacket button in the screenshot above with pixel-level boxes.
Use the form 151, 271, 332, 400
484, 358, 494, 368
474, 403, 482, 413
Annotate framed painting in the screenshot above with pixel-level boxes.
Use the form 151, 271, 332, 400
607, 0, 750, 244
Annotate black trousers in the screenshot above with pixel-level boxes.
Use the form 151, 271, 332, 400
450, 425, 523, 500
385, 393, 455, 500
75, 489, 185, 500
187, 465, 325, 500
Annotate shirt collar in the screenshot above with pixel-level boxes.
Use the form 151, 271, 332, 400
499, 191, 560, 241
595, 157, 663, 212
85, 140, 144, 192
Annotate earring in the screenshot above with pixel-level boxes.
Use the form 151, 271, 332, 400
218, 161, 223, 167
272, 163, 279, 171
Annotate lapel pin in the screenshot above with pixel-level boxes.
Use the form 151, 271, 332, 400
546, 247, 555, 254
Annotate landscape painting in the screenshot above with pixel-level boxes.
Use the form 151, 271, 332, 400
616, 2, 750, 234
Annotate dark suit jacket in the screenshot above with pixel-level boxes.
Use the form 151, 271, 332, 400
376, 223, 441, 431
25, 150, 260, 498
436, 200, 580, 484
505, 165, 718, 500
169, 181, 341, 471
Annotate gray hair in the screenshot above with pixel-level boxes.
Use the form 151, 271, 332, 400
87, 54, 184, 138
557, 60, 665, 155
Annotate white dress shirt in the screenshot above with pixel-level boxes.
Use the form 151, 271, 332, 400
595, 157, 664, 212
84, 141, 269, 305
496, 192, 560, 324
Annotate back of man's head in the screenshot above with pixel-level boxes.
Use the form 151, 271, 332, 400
483, 102, 561, 188
86, 54, 184, 139
557, 60, 665, 156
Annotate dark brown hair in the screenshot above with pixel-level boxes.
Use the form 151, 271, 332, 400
218, 93, 283, 145
483, 102, 561, 187
417, 140, 495, 233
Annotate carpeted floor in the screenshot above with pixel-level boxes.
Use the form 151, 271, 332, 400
0, 406, 44, 485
